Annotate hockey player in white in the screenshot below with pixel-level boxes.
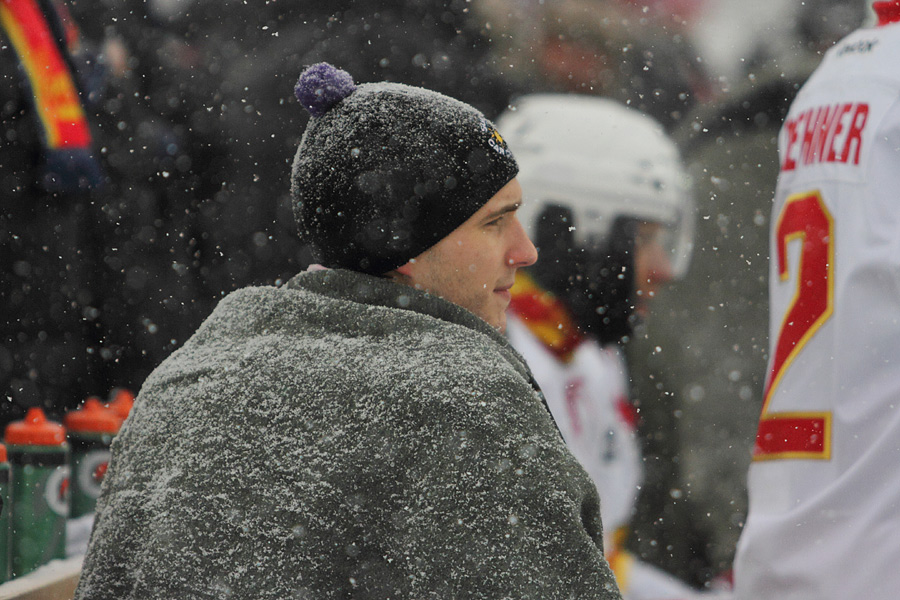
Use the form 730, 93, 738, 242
733, 2, 900, 598
497, 96, 711, 599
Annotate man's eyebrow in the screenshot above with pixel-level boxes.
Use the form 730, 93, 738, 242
482, 202, 521, 222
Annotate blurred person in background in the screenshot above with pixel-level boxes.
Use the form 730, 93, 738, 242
1, 0, 210, 428
1, 0, 111, 425
733, 2, 900, 597
499, 95, 726, 599
481, 0, 726, 586
476, 0, 715, 131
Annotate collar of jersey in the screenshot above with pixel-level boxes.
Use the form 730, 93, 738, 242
509, 271, 584, 362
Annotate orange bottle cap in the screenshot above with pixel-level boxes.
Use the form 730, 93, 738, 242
64, 397, 123, 435
0, 443, 6, 463
5, 407, 67, 447
107, 388, 135, 420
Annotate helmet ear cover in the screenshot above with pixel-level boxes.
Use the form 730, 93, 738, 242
530, 204, 637, 345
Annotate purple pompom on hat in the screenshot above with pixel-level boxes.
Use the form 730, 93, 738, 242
294, 63, 357, 118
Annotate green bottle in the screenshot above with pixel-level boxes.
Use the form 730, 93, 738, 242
0, 443, 11, 583
64, 397, 122, 518
5, 408, 69, 578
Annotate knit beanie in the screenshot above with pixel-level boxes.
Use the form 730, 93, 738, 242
291, 63, 519, 275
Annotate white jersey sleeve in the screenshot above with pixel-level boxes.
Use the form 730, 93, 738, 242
734, 19, 900, 600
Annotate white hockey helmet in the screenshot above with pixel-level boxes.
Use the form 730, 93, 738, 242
496, 94, 695, 277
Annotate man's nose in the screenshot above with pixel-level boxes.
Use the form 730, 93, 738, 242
507, 216, 538, 268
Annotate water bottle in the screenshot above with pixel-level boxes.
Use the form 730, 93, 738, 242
106, 387, 134, 421
64, 398, 122, 518
5, 408, 69, 577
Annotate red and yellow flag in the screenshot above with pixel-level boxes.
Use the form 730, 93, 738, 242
0, 0, 92, 150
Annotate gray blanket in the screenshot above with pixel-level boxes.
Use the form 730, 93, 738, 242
76, 269, 622, 599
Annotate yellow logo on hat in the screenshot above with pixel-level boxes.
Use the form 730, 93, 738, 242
481, 118, 512, 158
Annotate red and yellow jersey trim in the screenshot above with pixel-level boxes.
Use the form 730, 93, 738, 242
754, 411, 832, 461
509, 271, 583, 362
606, 526, 635, 592
0, 0, 92, 150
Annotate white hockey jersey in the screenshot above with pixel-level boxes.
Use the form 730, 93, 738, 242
506, 317, 641, 539
734, 10, 900, 600
508, 272, 708, 599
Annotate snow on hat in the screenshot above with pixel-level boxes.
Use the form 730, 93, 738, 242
291, 63, 519, 275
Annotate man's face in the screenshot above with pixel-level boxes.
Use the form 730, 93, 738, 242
633, 221, 674, 317
394, 178, 538, 332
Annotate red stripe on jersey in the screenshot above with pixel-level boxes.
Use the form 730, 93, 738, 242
615, 396, 639, 431
754, 413, 831, 460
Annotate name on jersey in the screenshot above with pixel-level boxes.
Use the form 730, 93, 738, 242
781, 102, 869, 172
836, 39, 878, 56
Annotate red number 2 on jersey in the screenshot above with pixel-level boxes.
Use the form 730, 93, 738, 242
754, 190, 834, 461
